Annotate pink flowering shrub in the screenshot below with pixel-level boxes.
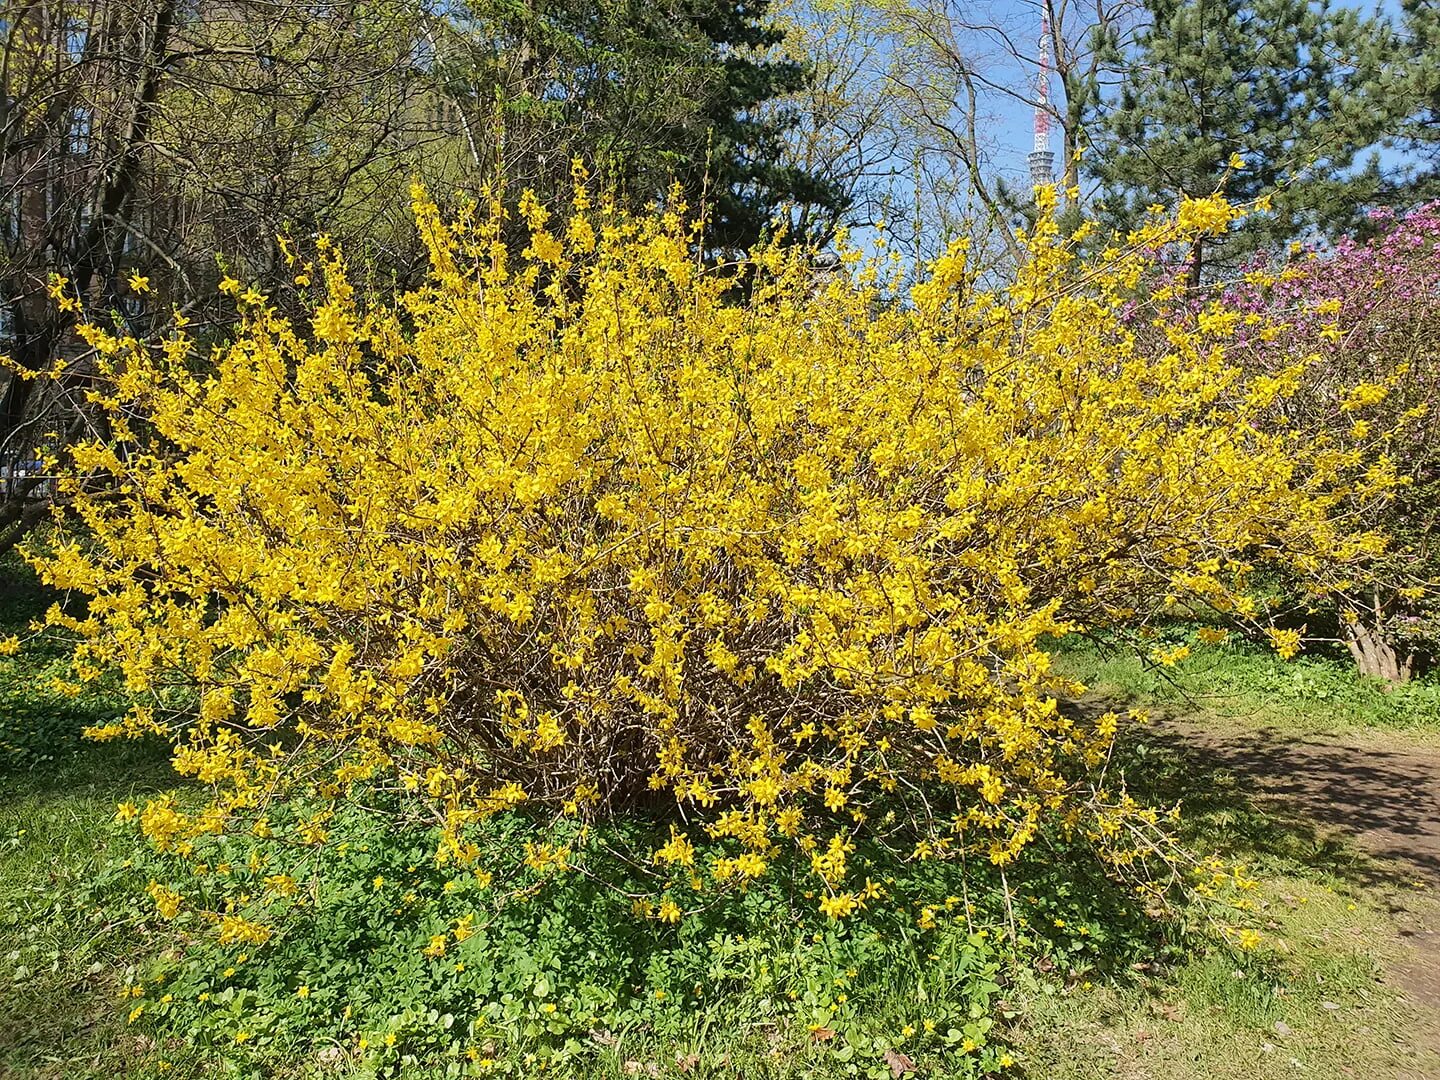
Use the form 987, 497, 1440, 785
1225, 205, 1440, 680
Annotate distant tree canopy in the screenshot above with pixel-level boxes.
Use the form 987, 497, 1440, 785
434, 0, 847, 254
1084, 0, 1398, 284
0, 0, 841, 468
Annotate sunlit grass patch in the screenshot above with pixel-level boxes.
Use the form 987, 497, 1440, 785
1053, 630, 1440, 734
1011, 871, 1426, 1080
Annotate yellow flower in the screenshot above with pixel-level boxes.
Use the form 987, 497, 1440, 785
653, 827, 695, 867
216, 914, 270, 946
819, 893, 860, 919
146, 881, 182, 919
1149, 644, 1191, 667
1265, 627, 1303, 660
312, 302, 353, 343
526, 231, 563, 265
1176, 194, 1238, 234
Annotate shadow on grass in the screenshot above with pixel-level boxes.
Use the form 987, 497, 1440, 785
1, 549, 174, 803
1087, 696, 1440, 892
1, 738, 175, 806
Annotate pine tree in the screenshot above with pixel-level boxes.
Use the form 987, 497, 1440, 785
438, 0, 846, 252
687, 1, 848, 253
1394, 0, 1440, 203
1086, 0, 1397, 283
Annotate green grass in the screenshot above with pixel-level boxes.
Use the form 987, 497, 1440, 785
0, 550, 177, 1078
2, 558, 1437, 1079
1014, 874, 1428, 1080
1041, 630, 1440, 1076
0, 746, 176, 1079
1052, 632, 1440, 735
1008, 703, 1438, 1079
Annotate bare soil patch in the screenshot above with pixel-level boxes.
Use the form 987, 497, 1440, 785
1158, 716, 1440, 1066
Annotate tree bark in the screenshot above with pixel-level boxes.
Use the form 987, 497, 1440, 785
1342, 594, 1417, 684
0, 494, 47, 558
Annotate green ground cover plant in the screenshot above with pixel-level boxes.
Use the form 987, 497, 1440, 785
5, 552, 1435, 1079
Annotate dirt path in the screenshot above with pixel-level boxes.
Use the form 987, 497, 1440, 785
1165, 720, 1440, 881
1163, 718, 1440, 1025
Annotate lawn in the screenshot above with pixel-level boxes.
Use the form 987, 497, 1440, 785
3, 555, 1438, 1078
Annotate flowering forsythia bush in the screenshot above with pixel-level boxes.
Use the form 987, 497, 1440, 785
21, 182, 1398, 937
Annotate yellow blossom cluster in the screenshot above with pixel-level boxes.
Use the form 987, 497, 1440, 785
27, 179, 1392, 928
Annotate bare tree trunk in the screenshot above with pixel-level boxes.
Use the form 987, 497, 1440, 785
0, 491, 48, 557
1187, 237, 1203, 289
74, 0, 178, 300
0, 309, 56, 445
1342, 593, 1417, 684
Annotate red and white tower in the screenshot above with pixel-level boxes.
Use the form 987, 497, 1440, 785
1028, 13, 1056, 189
